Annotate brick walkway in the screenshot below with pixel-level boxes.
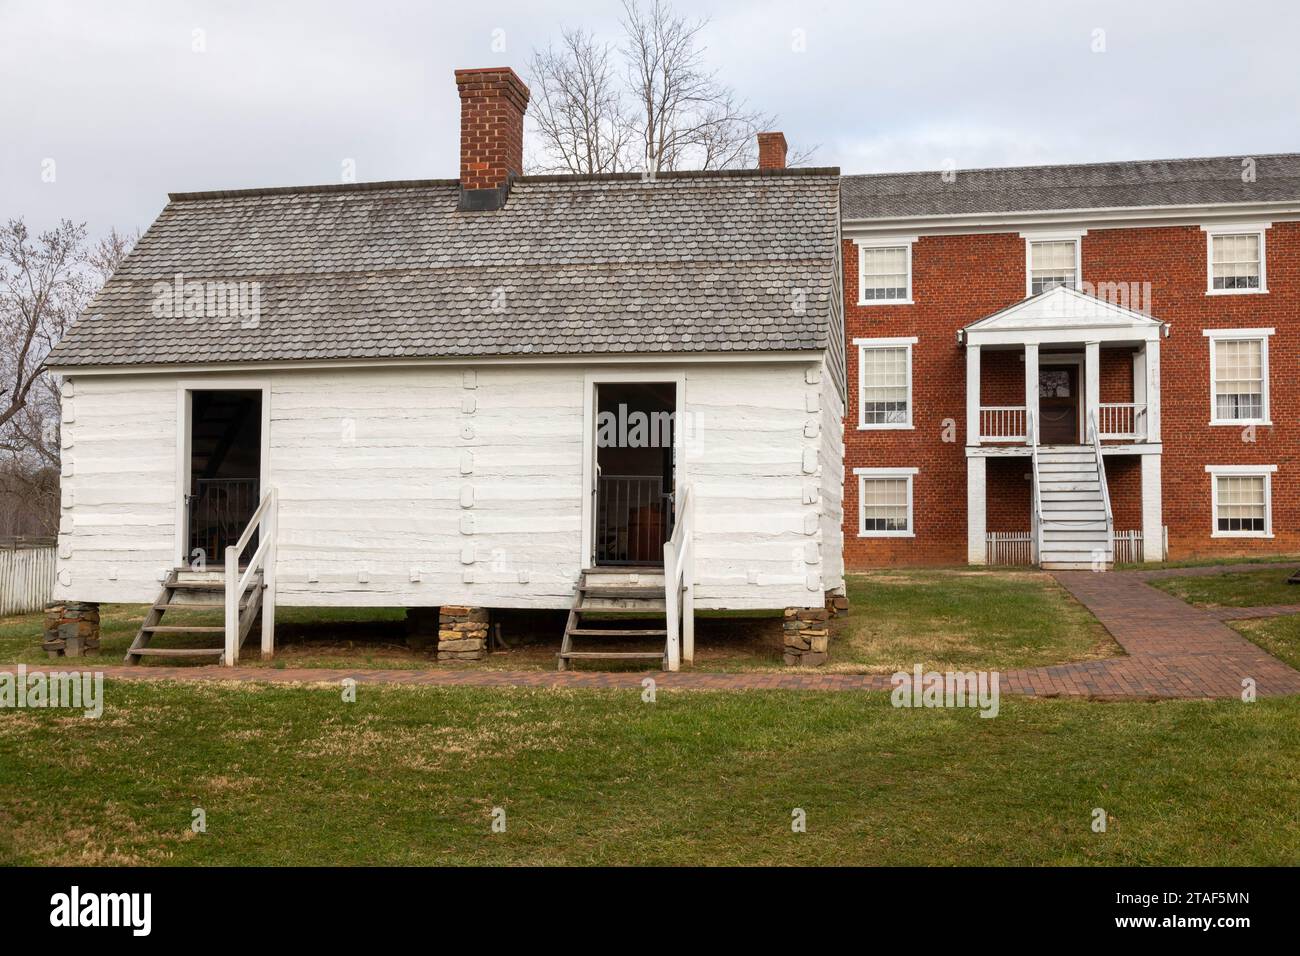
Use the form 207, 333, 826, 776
4, 564, 1299, 700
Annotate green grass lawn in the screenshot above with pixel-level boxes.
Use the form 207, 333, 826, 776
1, 681, 1296, 866
0, 568, 1119, 675
825, 569, 1117, 673
1116, 553, 1300, 571
1230, 616, 1300, 671
1149, 568, 1300, 608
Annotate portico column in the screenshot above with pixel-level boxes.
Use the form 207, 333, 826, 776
966, 343, 981, 446
1140, 454, 1163, 562
1023, 342, 1039, 445
1144, 338, 1161, 442
1084, 341, 1100, 438
967, 456, 987, 564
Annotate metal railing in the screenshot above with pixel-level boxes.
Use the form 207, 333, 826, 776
224, 486, 277, 666
1097, 402, 1148, 440
188, 478, 258, 566
1087, 410, 1115, 564
595, 474, 670, 565
662, 484, 695, 672
979, 406, 1028, 442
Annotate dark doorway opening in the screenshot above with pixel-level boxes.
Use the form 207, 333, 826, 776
1039, 364, 1080, 444
188, 390, 262, 567
593, 382, 675, 566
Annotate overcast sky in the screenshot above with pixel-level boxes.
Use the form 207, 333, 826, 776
3, 0, 1298, 238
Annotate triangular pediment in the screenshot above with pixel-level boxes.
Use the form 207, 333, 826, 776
965, 285, 1163, 334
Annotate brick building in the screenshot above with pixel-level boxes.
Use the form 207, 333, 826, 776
840, 154, 1300, 568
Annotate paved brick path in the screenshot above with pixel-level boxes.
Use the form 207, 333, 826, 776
4, 564, 1299, 700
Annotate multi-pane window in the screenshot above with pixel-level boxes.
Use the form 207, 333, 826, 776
1206, 330, 1271, 424
1210, 471, 1272, 536
858, 244, 911, 302
858, 343, 912, 427
856, 468, 917, 537
1210, 233, 1262, 291
1028, 240, 1079, 294
1213, 338, 1263, 420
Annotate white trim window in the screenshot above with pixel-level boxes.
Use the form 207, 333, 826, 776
1026, 238, 1081, 296
1206, 465, 1275, 538
854, 467, 917, 537
854, 337, 916, 429
1204, 328, 1273, 425
856, 238, 915, 304
1203, 224, 1269, 294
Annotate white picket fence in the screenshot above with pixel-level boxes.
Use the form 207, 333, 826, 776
1112, 529, 1145, 564
0, 546, 56, 616
987, 529, 1150, 566
986, 531, 1034, 566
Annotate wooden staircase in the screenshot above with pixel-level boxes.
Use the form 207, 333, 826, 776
124, 568, 264, 665
558, 568, 670, 670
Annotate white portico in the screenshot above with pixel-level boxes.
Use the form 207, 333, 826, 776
959, 286, 1168, 567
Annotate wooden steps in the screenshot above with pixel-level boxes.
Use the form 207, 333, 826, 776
125, 568, 264, 666
558, 568, 670, 670
130, 646, 225, 658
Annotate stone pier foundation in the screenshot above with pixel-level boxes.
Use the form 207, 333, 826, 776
438, 605, 489, 661
783, 606, 829, 666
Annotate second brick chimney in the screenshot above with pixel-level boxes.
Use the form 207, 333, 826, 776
757, 131, 788, 170
455, 67, 530, 208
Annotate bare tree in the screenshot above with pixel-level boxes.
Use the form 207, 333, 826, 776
0, 219, 135, 534
528, 29, 632, 174
526, 0, 814, 175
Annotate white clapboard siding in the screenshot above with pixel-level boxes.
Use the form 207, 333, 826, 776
1, 547, 56, 615
59, 359, 841, 610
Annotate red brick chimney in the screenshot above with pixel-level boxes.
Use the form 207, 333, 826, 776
455, 67, 530, 204
757, 131, 788, 170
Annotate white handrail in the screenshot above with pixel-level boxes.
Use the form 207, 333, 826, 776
1028, 409, 1044, 565
662, 484, 694, 672
1087, 411, 1115, 565
224, 486, 277, 666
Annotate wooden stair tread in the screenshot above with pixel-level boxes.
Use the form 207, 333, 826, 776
569, 628, 668, 637
143, 625, 226, 634
153, 602, 248, 611
131, 646, 224, 657
578, 604, 667, 614
579, 585, 663, 598
557, 651, 666, 660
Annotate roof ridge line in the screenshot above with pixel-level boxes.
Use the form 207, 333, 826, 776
842, 151, 1300, 181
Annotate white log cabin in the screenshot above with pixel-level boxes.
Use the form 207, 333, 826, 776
45, 67, 846, 670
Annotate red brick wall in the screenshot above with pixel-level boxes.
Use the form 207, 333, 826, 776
843, 221, 1300, 567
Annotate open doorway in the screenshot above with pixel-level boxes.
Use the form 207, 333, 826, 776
187, 390, 262, 567
592, 381, 676, 566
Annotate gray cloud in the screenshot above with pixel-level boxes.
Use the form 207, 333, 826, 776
3, 0, 1297, 237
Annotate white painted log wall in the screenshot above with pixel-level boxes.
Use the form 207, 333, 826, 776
55, 359, 841, 610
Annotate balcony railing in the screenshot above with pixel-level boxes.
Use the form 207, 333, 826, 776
1097, 402, 1148, 440
979, 406, 1027, 442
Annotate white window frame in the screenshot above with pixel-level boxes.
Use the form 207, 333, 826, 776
1202, 223, 1270, 296
1204, 327, 1273, 426
855, 237, 916, 306
1022, 231, 1084, 298
1205, 464, 1276, 539
853, 336, 916, 430
854, 466, 918, 538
